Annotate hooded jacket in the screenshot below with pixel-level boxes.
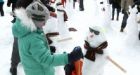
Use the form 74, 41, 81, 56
12, 8, 68, 75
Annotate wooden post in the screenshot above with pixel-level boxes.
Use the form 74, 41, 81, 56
106, 56, 127, 73
57, 37, 72, 42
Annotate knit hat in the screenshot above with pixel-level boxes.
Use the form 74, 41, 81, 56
26, 0, 50, 29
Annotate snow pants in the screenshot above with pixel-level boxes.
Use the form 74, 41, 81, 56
112, 4, 121, 20
79, 0, 84, 11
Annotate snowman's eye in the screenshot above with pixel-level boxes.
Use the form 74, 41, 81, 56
89, 28, 100, 35
94, 31, 100, 35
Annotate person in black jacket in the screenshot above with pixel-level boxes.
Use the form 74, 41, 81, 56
110, 0, 121, 21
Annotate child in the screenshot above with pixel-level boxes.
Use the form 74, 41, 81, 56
12, 0, 83, 75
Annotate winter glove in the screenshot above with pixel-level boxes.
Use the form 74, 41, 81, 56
64, 63, 75, 75
68, 46, 83, 63
50, 46, 56, 54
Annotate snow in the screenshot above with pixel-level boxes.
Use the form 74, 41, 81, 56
0, 0, 140, 75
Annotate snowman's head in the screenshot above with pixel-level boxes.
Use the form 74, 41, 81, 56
85, 26, 106, 48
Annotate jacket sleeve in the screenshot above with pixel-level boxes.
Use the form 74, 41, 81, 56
29, 37, 68, 67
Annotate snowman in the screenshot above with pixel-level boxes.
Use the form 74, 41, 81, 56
82, 26, 108, 75
125, 6, 140, 45
98, 0, 112, 32
56, 2, 70, 38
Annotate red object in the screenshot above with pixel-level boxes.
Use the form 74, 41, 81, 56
72, 59, 83, 75
61, 0, 66, 7
50, 0, 56, 3
50, 12, 57, 18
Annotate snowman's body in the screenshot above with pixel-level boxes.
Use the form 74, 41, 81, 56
57, 4, 70, 37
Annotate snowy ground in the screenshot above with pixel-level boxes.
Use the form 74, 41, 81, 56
0, 0, 140, 75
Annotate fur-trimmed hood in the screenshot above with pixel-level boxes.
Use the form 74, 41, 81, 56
12, 8, 37, 38
15, 8, 37, 31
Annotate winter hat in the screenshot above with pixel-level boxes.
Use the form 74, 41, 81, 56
26, 0, 50, 29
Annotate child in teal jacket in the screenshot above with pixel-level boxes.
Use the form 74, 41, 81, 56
12, 0, 83, 75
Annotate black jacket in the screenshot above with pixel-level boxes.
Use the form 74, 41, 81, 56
7, 0, 17, 7
111, 0, 121, 8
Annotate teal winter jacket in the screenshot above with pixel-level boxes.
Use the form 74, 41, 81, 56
0, 0, 4, 3
12, 8, 68, 75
